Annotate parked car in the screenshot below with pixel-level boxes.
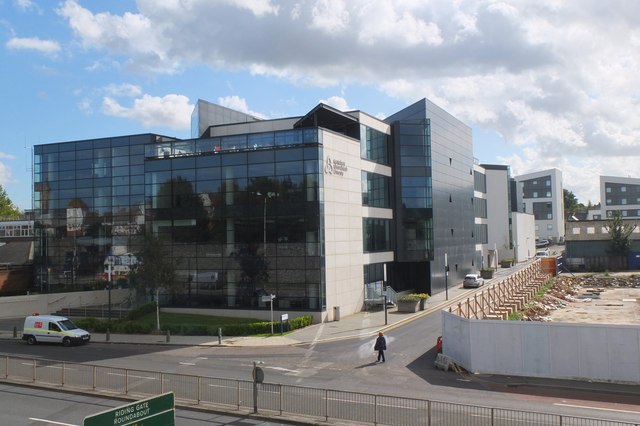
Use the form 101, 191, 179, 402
536, 239, 550, 248
463, 273, 485, 288
535, 249, 550, 258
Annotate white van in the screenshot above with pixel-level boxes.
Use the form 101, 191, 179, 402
22, 314, 91, 346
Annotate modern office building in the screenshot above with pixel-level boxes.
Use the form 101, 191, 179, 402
599, 175, 640, 219
474, 164, 535, 266
514, 168, 565, 244
32, 98, 475, 321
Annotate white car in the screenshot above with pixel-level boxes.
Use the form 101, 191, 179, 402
536, 249, 550, 258
463, 273, 485, 288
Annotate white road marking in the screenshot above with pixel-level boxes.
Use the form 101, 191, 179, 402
29, 418, 77, 426
265, 366, 300, 374
179, 362, 196, 365
554, 403, 640, 414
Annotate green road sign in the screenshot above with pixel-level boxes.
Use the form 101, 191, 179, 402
83, 392, 175, 426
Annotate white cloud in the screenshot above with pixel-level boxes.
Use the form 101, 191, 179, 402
55, 0, 640, 203
217, 96, 267, 119
320, 96, 350, 111
101, 94, 193, 130
310, 0, 350, 33
104, 83, 142, 98
6, 37, 60, 54
0, 158, 14, 187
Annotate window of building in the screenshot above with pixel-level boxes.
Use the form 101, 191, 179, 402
572, 227, 580, 234
546, 179, 551, 186
547, 213, 552, 219
606, 187, 611, 193
547, 224, 553, 231
360, 125, 390, 165
621, 186, 626, 192
622, 210, 628, 217
606, 199, 612, 205
622, 198, 627, 205
362, 171, 391, 208
546, 191, 551, 197
363, 218, 392, 252
533, 191, 538, 198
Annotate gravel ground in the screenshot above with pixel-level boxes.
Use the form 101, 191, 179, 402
521, 273, 640, 324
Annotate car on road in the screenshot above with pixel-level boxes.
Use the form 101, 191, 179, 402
536, 239, 550, 248
536, 249, 550, 258
463, 273, 485, 288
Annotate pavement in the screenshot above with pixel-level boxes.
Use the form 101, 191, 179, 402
0, 266, 515, 347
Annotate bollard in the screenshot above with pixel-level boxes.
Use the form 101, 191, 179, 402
13, 326, 17, 338
166, 329, 170, 343
218, 327, 222, 345
106, 328, 110, 342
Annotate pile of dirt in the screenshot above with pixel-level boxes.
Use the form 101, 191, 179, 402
520, 274, 640, 322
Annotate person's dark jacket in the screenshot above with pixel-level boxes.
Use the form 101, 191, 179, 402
374, 336, 386, 351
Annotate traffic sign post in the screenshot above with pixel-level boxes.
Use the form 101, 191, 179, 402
83, 392, 175, 426
261, 294, 275, 334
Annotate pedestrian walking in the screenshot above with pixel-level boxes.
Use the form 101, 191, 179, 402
374, 331, 386, 363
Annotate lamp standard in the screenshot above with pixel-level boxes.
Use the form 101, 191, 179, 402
256, 192, 278, 254
444, 253, 449, 301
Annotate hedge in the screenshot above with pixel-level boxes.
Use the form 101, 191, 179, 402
75, 313, 314, 337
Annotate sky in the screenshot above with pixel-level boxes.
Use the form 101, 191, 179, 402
1, 0, 639, 212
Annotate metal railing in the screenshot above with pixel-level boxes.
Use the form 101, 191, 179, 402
447, 261, 551, 320
1, 355, 636, 426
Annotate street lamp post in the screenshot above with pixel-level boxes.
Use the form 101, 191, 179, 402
444, 253, 449, 301
255, 192, 278, 254
383, 264, 388, 325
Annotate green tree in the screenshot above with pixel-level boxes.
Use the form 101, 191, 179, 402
133, 233, 181, 300
563, 189, 585, 214
0, 185, 21, 218
605, 211, 636, 257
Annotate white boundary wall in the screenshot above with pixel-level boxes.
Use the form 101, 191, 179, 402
0, 289, 129, 319
442, 310, 640, 384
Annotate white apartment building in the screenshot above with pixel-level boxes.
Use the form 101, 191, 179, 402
514, 168, 564, 244
600, 175, 640, 219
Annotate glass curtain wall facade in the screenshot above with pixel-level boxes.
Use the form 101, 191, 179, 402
33, 130, 325, 311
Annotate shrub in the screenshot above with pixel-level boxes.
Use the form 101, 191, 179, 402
126, 301, 157, 320
410, 293, 430, 300
397, 294, 420, 302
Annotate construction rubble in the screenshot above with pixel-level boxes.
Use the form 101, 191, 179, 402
520, 274, 640, 322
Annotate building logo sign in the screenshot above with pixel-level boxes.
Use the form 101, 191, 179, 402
324, 157, 348, 176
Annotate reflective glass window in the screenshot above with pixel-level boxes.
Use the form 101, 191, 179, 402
76, 149, 93, 160
173, 169, 196, 182
113, 156, 129, 167
248, 163, 275, 177
248, 133, 274, 149
145, 160, 171, 172
172, 157, 196, 170
113, 166, 130, 177
276, 161, 303, 175
248, 150, 275, 164
276, 148, 303, 162
112, 146, 129, 157
221, 135, 247, 150
223, 165, 247, 179
221, 153, 247, 166
275, 130, 303, 146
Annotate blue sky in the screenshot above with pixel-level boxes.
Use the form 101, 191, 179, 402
2, 0, 639, 211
